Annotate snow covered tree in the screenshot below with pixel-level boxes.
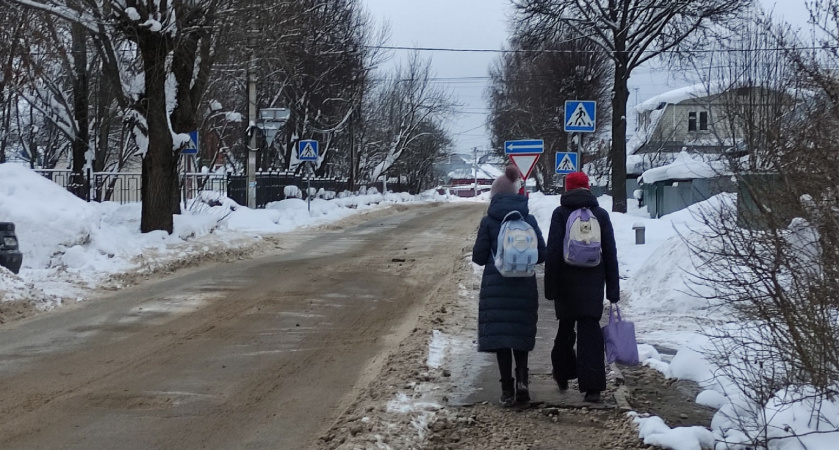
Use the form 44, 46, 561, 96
364, 52, 456, 185
512, 0, 751, 212
388, 119, 452, 194
4, 0, 228, 233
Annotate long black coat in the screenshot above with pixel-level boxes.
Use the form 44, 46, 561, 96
544, 189, 620, 320
472, 194, 546, 352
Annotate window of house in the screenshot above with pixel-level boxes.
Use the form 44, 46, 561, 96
688, 111, 709, 132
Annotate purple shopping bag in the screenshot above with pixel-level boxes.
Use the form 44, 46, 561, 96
602, 304, 639, 366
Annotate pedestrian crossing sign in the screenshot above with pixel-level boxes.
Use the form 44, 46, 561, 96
555, 152, 578, 174
181, 130, 199, 154
298, 139, 319, 161
564, 100, 596, 132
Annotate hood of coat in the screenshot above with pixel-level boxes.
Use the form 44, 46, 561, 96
560, 188, 599, 210
487, 193, 529, 221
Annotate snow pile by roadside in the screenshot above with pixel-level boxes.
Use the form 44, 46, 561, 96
0, 164, 441, 305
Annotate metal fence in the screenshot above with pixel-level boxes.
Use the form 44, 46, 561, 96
34, 169, 380, 208
93, 172, 143, 203
225, 172, 349, 208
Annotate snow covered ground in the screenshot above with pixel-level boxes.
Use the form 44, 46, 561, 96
0, 164, 836, 450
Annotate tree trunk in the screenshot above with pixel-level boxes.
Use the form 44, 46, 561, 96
168, 36, 200, 216
70, 21, 89, 199
139, 37, 175, 234
610, 58, 629, 213
0, 85, 8, 164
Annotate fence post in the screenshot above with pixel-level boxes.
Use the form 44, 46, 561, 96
85, 167, 91, 202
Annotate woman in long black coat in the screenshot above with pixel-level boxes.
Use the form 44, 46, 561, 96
544, 171, 619, 403
472, 166, 546, 405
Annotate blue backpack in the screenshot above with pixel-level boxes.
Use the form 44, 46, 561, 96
493, 211, 539, 277
563, 207, 602, 267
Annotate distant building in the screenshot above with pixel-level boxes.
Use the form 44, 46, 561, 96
434, 153, 472, 185
443, 164, 502, 197
625, 82, 791, 197
636, 151, 735, 218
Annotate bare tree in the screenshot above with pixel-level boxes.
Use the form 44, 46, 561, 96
390, 120, 452, 194
681, 3, 837, 447
365, 52, 456, 184
0, 6, 33, 163
203, 0, 384, 185
512, 0, 751, 212
487, 29, 610, 192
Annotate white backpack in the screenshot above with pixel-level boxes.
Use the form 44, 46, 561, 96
493, 211, 539, 277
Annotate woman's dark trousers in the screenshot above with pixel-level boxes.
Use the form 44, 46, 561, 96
551, 318, 606, 392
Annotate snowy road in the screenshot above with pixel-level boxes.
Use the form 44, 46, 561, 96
0, 203, 485, 450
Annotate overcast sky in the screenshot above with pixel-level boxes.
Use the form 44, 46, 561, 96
361, 0, 815, 156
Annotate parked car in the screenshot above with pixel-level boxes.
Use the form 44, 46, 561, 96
0, 222, 22, 274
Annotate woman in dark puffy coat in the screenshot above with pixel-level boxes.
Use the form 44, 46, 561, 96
472, 166, 546, 406
544, 171, 619, 403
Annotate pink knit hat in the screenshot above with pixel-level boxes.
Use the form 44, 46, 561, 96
490, 166, 521, 197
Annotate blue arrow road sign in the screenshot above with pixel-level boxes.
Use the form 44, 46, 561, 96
555, 152, 578, 174
298, 140, 319, 161
504, 139, 544, 154
564, 101, 596, 132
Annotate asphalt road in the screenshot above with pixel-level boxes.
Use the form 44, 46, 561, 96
0, 202, 486, 450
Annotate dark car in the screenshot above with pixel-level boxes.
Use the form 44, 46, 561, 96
0, 222, 22, 274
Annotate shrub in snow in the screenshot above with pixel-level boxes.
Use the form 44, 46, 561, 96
283, 185, 302, 199
305, 187, 317, 198
366, 187, 379, 195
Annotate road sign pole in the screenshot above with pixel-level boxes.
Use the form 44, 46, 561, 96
181, 153, 187, 210
247, 67, 257, 209
307, 162, 312, 214
576, 132, 582, 173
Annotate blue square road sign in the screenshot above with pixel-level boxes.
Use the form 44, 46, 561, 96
564, 101, 597, 133
555, 152, 578, 174
298, 140, 319, 161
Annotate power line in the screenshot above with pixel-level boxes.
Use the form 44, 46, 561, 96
365, 44, 836, 55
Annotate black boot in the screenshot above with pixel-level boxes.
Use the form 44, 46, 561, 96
584, 390, 601, 403
500, 378, 515, 406
515, 368, 530, 403
552, 370, 569, 391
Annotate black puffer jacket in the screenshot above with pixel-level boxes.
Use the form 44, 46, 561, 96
472, 193, 546, 352
544, 189, 619, 320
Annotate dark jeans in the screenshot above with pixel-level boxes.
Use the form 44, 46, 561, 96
551, 318, 606, 392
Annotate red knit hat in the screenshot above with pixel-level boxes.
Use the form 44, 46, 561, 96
565, 172, 590, 191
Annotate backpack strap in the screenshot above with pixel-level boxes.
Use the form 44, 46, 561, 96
502, 210, 525, 222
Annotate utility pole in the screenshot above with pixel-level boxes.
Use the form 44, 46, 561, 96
349, 103, 355, 192
473, 147, 478, 197
247, 54, 257, 209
